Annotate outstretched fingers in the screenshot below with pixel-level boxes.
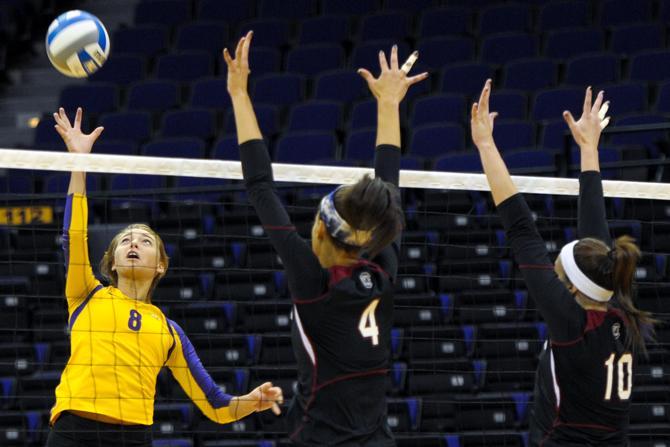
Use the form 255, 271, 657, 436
390, 44, 399, 71
591, 90, 604, 115
74, 107, 82, 130
378, 50, 389, 72
582, 86, 592, 116
222, 47, 233, 67
477, 79, 492, 115
241, 30, 253, 68
407, 71, 429, 86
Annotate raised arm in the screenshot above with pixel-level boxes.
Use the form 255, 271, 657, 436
471, 80, 585, 342
54, 108, 105, 312
358, 46, 427, 278
224, 32, 325, 300
564, 87, 612, 244
167, 320, 282, 424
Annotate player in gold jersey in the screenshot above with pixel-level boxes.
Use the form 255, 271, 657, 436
45, 107, 283, 447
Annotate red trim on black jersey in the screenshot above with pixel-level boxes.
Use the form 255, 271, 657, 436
551, 308, 628, 347
314, 368, 389, 392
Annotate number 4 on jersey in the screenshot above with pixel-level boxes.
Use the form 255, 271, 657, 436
359, 298, 380, 346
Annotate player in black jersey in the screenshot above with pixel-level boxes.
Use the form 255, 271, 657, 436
470, 80, 656, 447
223, 31, 428, 445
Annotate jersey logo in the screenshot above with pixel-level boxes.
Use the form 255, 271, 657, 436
612, 323, 621, 340
359, 272, 373, 289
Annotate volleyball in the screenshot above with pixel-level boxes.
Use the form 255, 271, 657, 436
46, 10, 110, 78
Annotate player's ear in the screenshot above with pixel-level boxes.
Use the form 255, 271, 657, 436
156, 263, 165, 274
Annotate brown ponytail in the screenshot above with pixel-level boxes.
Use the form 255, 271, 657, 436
574, 236, 656, 356
333, 174, 404, 259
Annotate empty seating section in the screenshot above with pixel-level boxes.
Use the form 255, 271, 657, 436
1, 0, 668, 446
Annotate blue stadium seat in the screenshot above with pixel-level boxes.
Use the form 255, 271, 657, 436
601, 82, 647, 115
417, 37, 475, 69
112, 26, 168, 57
630, 50, 670, 82
134, 0, 191, 27
478, 4, 530, 35
489, 91, 528, 120
286, 44, 345, 77
44, 173, 101, 194
503, 58, 557, 91
385, 0, 435, 12
410, 94, 466, 127
141, 137, 206, 159
505, 150, 555, 171
155, 51, 213, 82
418, 6, 472, 38
654, 81, 670, 113
441, 63, 494, 97
322, 0, 377, 15
94, 141, 139, 156
538, 0, 591, 31
33, 115, 67, 150
99, 111, 152, 144
0, 172, 33, 194
259, 0, 318, 19
314, 69, 367, 103
238, 18, 291, 47
564, 53, 619, 86
609, 24, 663, 55
493, 120, 535, 152
480, 33, 537, 65
609, 114, 667, 148
358, 11, 411, 41
127, 80, 179, 111
349, 99, 376, 130
540, 119, 571, 149
298, 15, 351, 44
253, 73, 305, 107
344, 129, 376, 162
175, 21, 229, 55
287, 101, 342, 132
212, 137, 239, 160
198, 0, 253, 22
599, 0, 652, 26
224, 104, 279, 136
110, 174, 165, 191
434, 153, 481, 172
161, 109, 215, 140
245, 47, 281, 77
351, 40, 410, 72
410, 124, 465, 157
275, 132, 338, 163
533, 87, 584, 121
59, 84, 118, 114
190, 78, 230, 109
89, 54, 146, 84
544, 29, 604, 60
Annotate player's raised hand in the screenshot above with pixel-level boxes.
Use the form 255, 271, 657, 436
563, 87, 610, 153
357, 45, 428, 105
223, 30, 253, 97
53, 107, 103, 154
470, 79, 498, 150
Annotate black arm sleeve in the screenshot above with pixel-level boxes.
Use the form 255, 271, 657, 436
498, 194, 586, 342
372, 145, 401, 282
577, 171, 611, 245
239, 139, 327, 300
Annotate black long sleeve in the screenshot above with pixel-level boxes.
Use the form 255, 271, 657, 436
577, 171, 611, 245
372, 145, 401, 282
498, 194, 586, 342
240, 139, 327, 300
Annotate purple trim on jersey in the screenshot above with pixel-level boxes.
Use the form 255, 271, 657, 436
169, 319, 232, 408
68, 284, 103, 329
62, 194, 73, 275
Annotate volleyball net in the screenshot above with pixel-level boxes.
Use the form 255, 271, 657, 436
0, 149, 668, 446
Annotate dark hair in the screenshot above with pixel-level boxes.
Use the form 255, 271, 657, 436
99, 223, 169, 303
331, 174, 404, 259
574, 236, 656, 355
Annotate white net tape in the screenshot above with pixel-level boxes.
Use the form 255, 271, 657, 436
1, 148, 669, 200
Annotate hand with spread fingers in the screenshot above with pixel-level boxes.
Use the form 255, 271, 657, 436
357, 45, 428, 106
53, 107, 104, 154
470, 78, 499, 151
563, 86, 610, 152
223, 30, 253, 98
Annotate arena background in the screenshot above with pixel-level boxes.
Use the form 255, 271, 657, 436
0, 0, 668, 446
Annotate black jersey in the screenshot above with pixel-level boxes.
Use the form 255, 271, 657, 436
498, 172, 634, 446
240, 139, 401, 446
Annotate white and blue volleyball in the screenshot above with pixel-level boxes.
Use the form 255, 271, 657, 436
46, 10, 110, 78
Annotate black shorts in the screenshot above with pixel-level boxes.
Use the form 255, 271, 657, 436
46, 412, 152, 447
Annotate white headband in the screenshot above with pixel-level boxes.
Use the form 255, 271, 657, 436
559, 240, 614, 302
